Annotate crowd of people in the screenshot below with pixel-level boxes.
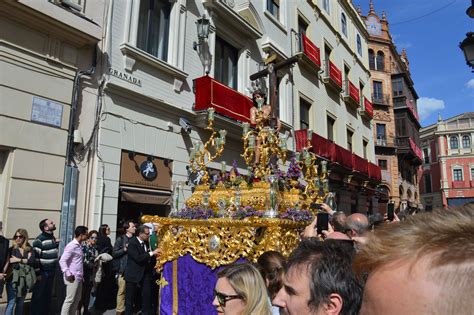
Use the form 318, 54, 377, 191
0, 202, 472, 315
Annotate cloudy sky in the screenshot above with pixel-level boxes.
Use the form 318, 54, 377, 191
357, 0, 474, 127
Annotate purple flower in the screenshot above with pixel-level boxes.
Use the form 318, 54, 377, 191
171, 206, 216, 219
280, 208, 313, 222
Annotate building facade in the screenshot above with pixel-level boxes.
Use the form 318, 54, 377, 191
0, 0, 104, 238
362, 2, 422, 214
420, 113, 474, 209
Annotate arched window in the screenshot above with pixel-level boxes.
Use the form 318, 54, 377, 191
376, 51, 385, 71
341, 13, 347, 37
462, 135, 471, 148
450, 136, 459, 149
368, 49, 375, 70
356, 34, 362, 56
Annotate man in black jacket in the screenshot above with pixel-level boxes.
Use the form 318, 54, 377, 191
124, 225, 161, 315
113, 220, 136, 315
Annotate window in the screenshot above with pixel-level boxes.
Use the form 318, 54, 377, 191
376, 51, 385, 71
368, 49, 375, 70
215, 36, 238, 89
347, 129, 354, 152
356, 34, 362, 56
471, 167, 474, 180
373, 81, 383, 100
376, 123, 386, 143
323, 0, 330, 14
462, 135, 471, 148
137, 0, 172, 61
267, 0, 279, 19
341, 13, 347, 37
453, 168, 463, 181
298, 17, 308, 36
392, 79, 404, 97
378, 159, 387, 170
300, 98, 311, 130
363, 140, 368, 159
424, 173, 432, 193
327, 116, 335, 142
450, 136, 459, 149
423, 148, 430, 164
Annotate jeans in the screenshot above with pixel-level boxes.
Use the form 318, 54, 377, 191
30, 270, 55, 315
5, 280, 25, 315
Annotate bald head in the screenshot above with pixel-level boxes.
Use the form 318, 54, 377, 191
347, 213, 369, 237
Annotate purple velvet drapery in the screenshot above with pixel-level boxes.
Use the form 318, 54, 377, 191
160, 254, 246, 315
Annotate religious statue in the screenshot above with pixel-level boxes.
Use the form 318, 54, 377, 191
249, 89, 281, 165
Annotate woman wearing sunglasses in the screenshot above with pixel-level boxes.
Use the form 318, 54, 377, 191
5, 228, 35, 315
78, 230, 99, 315
213, 263, 272, 315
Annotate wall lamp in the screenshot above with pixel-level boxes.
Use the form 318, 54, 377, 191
193, 15, 210, 50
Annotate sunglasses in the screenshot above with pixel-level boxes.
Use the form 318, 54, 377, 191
214, 289, 242, 307
90, 237, 97, 240
14, 235, 24, 239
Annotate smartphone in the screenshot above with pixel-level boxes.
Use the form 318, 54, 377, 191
316, 212, 329, 234
310, 203, 322, 210
387, 203, 395, 222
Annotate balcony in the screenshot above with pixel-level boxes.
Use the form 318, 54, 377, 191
396, 136, 422, 164
372, 93, 390, 106
375, 135, 395, 147
343, 80, 360, 109
322, 60, 343, 92
297, 33, 321, 70
359, 97, 374, 120
295, 130, 382, 182
193, 75, 253, 123
452, 181, 466, 189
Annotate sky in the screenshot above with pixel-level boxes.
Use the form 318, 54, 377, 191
356, 0, 474, 128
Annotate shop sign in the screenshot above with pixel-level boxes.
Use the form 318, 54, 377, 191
140, 160, 157, 180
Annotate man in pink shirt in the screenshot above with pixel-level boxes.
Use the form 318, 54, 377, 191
59, 226, 88, 315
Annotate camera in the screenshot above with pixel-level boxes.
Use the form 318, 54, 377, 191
179, 117, 192, 134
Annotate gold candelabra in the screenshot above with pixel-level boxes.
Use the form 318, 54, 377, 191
189, 108, 227, 185
296, 129, 329, 206
241, 110, 288, 179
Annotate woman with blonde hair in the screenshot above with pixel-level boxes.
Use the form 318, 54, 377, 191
213, 262, 272, 315
5, 228, 35, 315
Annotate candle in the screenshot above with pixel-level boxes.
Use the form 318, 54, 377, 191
215, 138, 221, 148
219, 130, 227, 144
242, 122, 250, 136
249, 135, 256, 149
295, 152, 301, 162
323, 179, 329, 193
307, 129, 313, 141
321, 160, 327, 174
208, 107, 215, 121
190, 149, 196, 160
257, 98, 264, 111
280, 138, 287, 150
221, 161, 226, 173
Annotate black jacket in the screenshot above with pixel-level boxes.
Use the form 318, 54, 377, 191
124, 237, 155, 283
0, 236, 9, 272
112, 234, 133, 274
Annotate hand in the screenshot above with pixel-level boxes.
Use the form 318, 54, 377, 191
10, 256, 21, 263
321, 223, 335, 238
66, 275, 75, 283
320, 203, 334, 215
301, 216, 318, 238
152, 248, 162, 257
0, 273, 6, 280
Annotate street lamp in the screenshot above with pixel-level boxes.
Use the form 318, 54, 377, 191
467, 0, 474, 18
461, 1, 474, 69
193, 15, 210, 50
460, 32, 474, 69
